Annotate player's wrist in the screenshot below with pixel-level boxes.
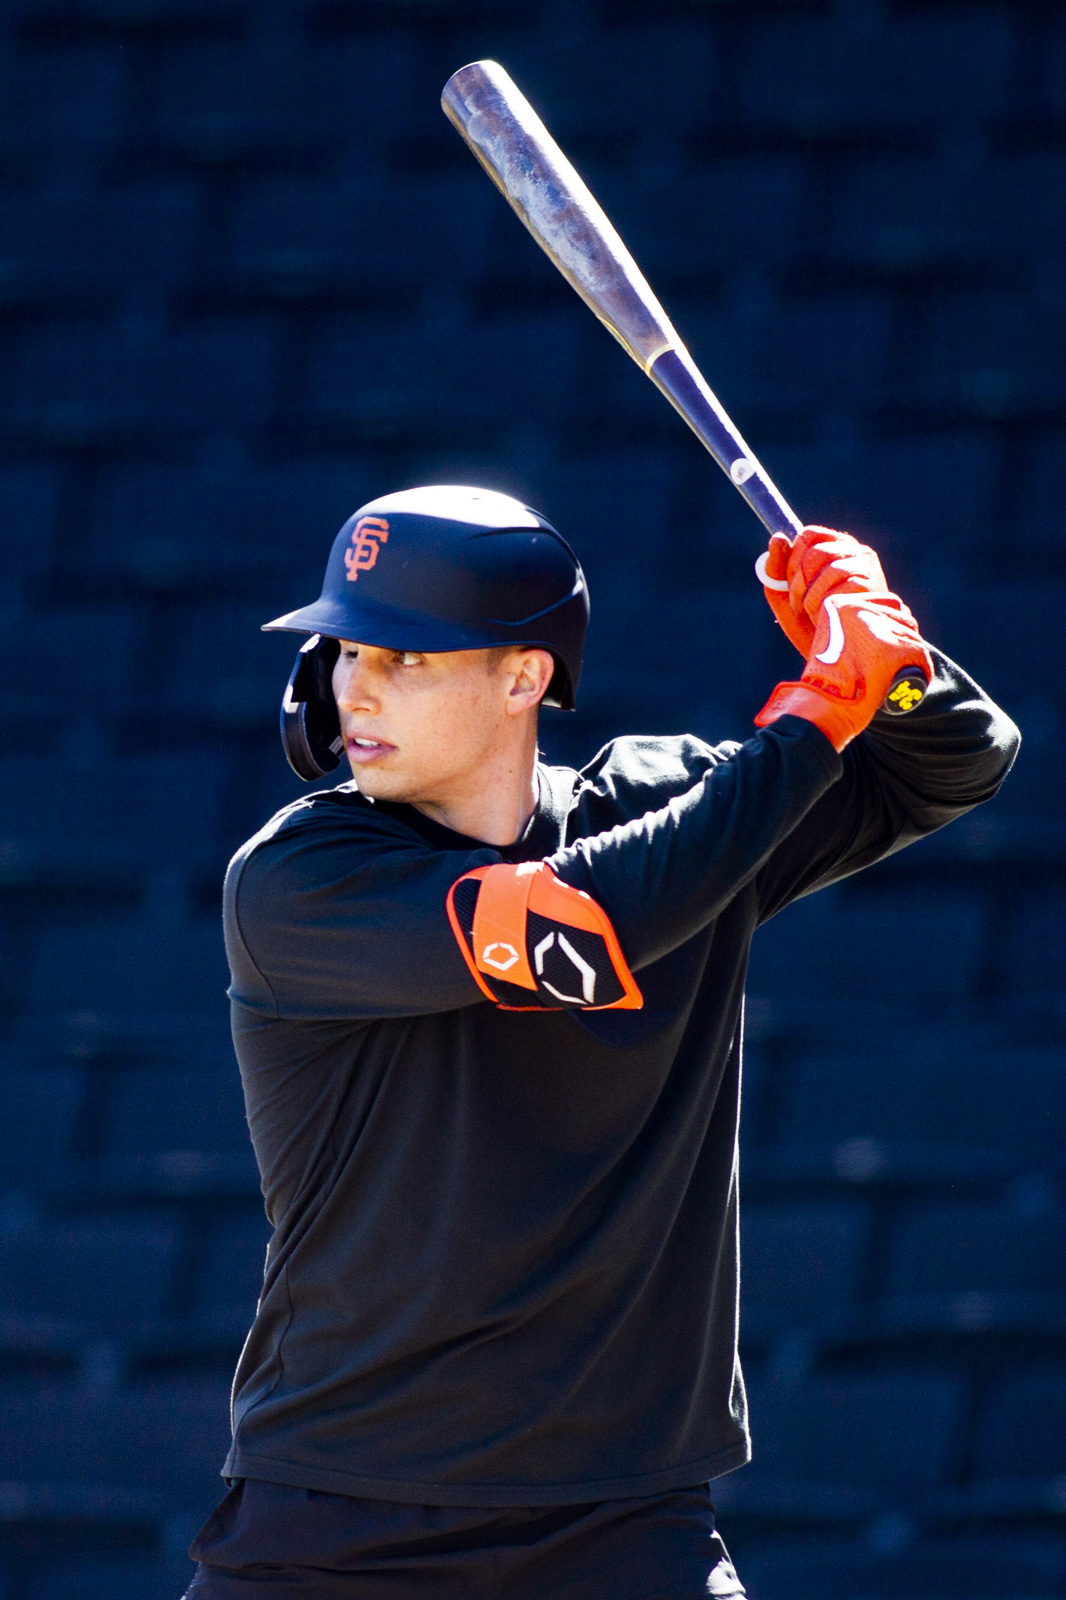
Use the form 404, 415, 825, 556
754, 681, 860, 753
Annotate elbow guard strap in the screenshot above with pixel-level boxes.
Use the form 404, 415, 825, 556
446, 862, 643, 1012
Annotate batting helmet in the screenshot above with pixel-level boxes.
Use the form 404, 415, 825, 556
265, 485, 590, 780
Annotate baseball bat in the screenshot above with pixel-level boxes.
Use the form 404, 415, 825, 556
441, 59, 928, 717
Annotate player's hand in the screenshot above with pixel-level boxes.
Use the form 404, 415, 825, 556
757, 527, 889, 659
754, 591, 935, 752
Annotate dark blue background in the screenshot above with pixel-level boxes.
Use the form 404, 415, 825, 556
0, 2, 1062, 1596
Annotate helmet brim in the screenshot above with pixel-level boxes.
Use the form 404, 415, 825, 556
263, 590, 581, 709
263, 590, 540, 653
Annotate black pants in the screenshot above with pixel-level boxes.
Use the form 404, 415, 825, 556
184, 1478, 746, 1599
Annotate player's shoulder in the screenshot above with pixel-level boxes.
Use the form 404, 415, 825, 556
226, 781, 421, 882
571, 732, 741, 829
580, 732, 741, 792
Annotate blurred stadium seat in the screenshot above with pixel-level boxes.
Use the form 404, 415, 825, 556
160, 601, 310, 731
27, 916, 230, 1018
87, 459, 370, 595
27, 1553, 197, 1600
748, 889, 987, 1018
0, 1374, 231, 1506
0, 604, 144, 726
735, 8, 1011, 127
974, 1367, 1066, 1483
886, 1200, 1066, 1301
1006, 903, 1066, 1004
0, 465, 63, 593
749, 1041, 1065, 1185
928, 1367, 1066, 1528
0, 1068, 85, 1190
0, 45, 123, 164
714, 1372, 964, 1522
849, 1201, 1066, 1357
739, 1200, 871, 1344
0, 1213, 179, 1328
6, 322, 275, 441
0, 752, 231, 881
740, 1532, 1066, 1600
148, 38, 328, 161
0, 186, 198, 297
228, 176, 496, 294
194, 1212, 271, 1332
306, 312, 586, 438
934, 583, 1066, 720
99, 1065, 249, 1162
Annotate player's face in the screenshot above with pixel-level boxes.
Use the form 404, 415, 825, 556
331, 640, 552, 814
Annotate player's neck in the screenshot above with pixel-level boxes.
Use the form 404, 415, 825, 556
410, 724, 540, 847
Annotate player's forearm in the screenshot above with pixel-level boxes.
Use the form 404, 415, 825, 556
549, 718, 841, 970
857, 648, 1020, 817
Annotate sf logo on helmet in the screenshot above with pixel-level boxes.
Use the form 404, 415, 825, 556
344, 516, 390, 582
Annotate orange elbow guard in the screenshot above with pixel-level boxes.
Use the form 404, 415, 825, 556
446, 861, 643, 1012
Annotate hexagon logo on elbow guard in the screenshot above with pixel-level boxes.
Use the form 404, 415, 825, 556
481, 941, 521, 973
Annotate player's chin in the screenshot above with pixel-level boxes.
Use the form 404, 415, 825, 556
346, 761, 412, 800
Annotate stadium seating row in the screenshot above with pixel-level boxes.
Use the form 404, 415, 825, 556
0, 1363, 1056, 1546
8, 1531, 1066, 1600
6, 296, 1063, 442
2, 1024, 1063, 1191
11, 891, 1066, 1024
0, 1205, 267, 1344
737, 1532, 1066, 1600
5, 1193, 1066, 1366
2, 461, 1060, 706
741, 1196, 1066, 1336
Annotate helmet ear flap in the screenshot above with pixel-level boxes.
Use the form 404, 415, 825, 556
280, 635, 343, 781
542, 653, 573, 711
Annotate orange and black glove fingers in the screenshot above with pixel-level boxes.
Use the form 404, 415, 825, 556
757, 532, 814, 658
756, 526, 890, 659
754, 592, 934, 753
447, 861, 642, 1012
787, 526, 889, 627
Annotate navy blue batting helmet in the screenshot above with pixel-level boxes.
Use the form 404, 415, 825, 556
267, 485, 590, 780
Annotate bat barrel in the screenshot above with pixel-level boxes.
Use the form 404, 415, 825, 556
442, 61, 681, 373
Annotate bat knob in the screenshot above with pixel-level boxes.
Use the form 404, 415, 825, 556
881, 667, 929, 716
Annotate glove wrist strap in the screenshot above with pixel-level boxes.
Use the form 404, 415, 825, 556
754, 681, 858, 753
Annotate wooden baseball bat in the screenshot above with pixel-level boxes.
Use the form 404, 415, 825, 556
441, 59, 929, 715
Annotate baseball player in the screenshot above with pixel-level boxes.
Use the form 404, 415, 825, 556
185, 484, 1018, 1600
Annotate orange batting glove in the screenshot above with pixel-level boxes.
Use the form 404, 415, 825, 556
754, 590, 935, 753
757, 526, 890, 659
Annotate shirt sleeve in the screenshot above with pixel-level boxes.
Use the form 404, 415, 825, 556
224, 800, 503, 1021
546, 717, 843, 971
752, 648, 1021, 923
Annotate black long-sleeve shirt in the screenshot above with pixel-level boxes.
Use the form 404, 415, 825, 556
220, 652, 1018, 1505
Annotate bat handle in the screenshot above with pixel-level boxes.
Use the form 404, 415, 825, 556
648, 345, 802, 538
881, 667, 929, 715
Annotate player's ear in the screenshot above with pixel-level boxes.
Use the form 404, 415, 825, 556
504, 648, 554, 714
508, 643, 557, 713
